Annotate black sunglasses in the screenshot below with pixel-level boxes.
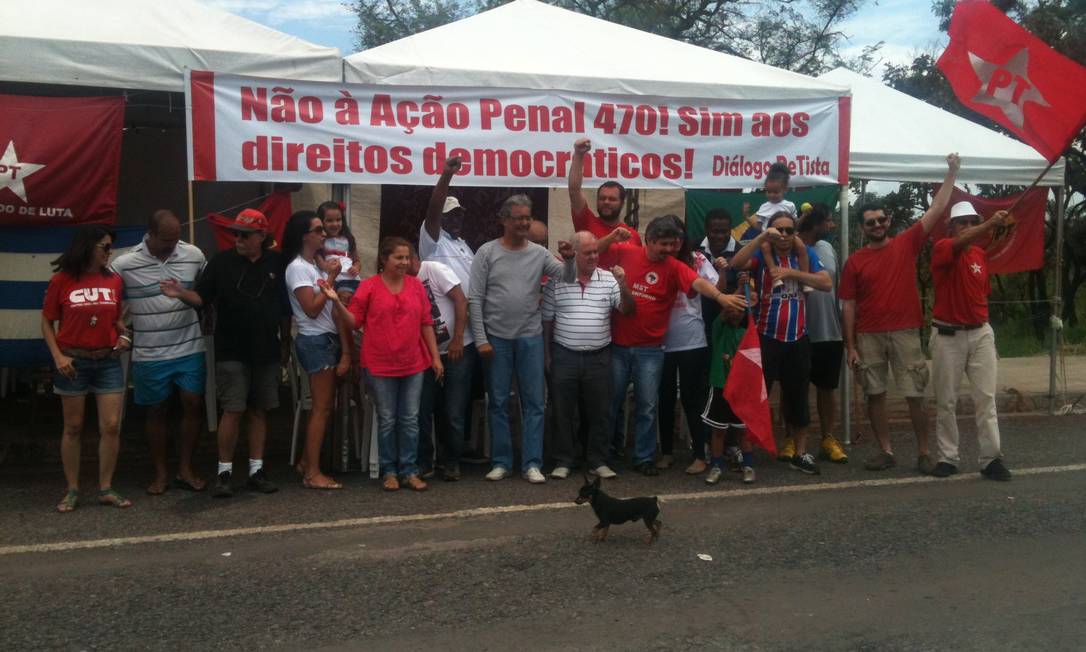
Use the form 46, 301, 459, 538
309, 225, 327, 234
954, 217, 982, 226
863, 216, 890, 228
776, 227, 796, 235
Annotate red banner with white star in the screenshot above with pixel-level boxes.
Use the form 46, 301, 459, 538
0, 94, 124, 225
931, 185, 1048, 274
937, 0, 1086, 163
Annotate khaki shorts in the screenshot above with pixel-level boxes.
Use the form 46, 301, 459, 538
855, 330, 929, 397
216, 361, 281, 413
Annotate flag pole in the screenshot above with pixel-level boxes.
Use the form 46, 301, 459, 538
187, 180, 195, 244
1004, 158, 1058, 215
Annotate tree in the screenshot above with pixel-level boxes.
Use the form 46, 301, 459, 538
350, 0, 874, 75
882, 0, 1086, 330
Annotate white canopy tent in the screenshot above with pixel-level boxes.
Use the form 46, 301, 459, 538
0, 0, 342, 92
345, 0, 849, 100
818, 67, 1069, 424
818, 67, 1064, 186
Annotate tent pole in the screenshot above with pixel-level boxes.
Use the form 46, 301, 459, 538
187, 180, 196, 244
839, 182, 852, 445
1049, 184, 1066, 414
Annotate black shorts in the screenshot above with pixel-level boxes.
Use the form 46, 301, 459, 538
809, 340, 844, 390
760, 334, 811, 428
700, 386, 746, 430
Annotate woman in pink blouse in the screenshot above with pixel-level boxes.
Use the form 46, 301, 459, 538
324, 237, 443, 491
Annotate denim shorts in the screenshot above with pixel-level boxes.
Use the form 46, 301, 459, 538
334, 278, 360, 294
131, 352, 207, 406
53, 356, 125, 396
295, 332, 341, 375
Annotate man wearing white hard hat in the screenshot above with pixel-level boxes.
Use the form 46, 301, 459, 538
928, 201, 1012, 481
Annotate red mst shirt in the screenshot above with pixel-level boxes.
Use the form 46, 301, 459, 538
838, 222, 927, 333
42, 271, 124, 350
609, 243, 698, 347
931, 239, 990, 325
573, 204, 642, 270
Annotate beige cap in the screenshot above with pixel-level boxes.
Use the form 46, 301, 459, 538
949, 200, 980, 220
443, 196, 462, 214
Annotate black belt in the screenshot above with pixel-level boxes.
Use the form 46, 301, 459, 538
932, 321, 986, 331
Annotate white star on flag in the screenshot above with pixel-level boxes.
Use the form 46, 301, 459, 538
738, 347, 767, 401
0, 141, 45, 203
967, 48, 1050, 129
970, 262, 983, 275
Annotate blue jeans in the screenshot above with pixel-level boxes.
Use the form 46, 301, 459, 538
609, 345, 666, 465
418, 344, 477, 470
486, 335, 545, 472
367, 371, 424, 478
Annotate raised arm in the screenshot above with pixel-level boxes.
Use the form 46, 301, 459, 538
596, 226, 631, 253
568, 138, 591, 217
424, 156, 461, 242
952, 210, 1009, 253
729, 228, 776, 270
919, 153, 962, 234
611, 265, 636, 316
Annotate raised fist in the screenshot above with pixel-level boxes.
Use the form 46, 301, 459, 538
444, 156, 462, 174
611, 265, 626, 283
574, 138, 591, 154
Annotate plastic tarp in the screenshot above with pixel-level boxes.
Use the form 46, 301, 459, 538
344, 0, 849, 101
0, 0, 342, 92
818, 67, 1064, 186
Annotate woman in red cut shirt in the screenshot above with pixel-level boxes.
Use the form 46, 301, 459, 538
41, 225, 132, 512
323, 237, 443, 492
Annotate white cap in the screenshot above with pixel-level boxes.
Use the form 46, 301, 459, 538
949, 200, 979, 220
442, 196, 462, 214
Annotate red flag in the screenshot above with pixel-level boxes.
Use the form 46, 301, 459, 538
937, 0, 1086, 162
207, 191, 293, 251
723, 315, 775, 456
0, 95, 124, 225
931, 186, 1048, 274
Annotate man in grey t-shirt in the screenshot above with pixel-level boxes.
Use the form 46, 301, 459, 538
469, 194, 573, 484
798, 204, 848, 464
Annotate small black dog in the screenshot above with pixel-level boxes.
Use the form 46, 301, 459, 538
574, 475, 662, 544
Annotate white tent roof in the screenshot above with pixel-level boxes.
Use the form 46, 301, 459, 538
819, 67, 1064, 186
345, 0, 849, 100
0, 0, 342, 92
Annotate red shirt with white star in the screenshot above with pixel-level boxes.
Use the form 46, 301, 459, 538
609, 243, 698, 347
931, 238, 989, 325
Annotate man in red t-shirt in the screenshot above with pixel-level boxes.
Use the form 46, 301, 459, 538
928, 202, 1011, 481
599, 216, 746, 476
567, 138, 642, 270
840, 153, 960, 474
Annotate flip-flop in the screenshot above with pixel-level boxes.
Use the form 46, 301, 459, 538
303, 475, 343, 490
57, 489, 79, 513
172, 477, 206, 492
97, 487, 133, 509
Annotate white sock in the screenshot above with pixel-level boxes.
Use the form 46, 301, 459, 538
217, 462, 232, 475
249, 458, 263, 475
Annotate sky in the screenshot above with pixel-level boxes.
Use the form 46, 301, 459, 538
205, 0, 948, 75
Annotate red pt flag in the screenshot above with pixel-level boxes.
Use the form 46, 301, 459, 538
723, 315, 775, 456
0, 95, 124, 225
937, 0, 1086, 162
932, 186, 1048, 274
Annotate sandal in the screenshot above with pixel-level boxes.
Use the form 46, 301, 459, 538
97, 487, 133, 509
57, 489, 79, 513
403, 475, 428, 492
303, 474, 343, 490
382, 475, 400, 492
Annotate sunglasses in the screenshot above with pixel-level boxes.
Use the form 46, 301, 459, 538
953, 217, 982, 226
309, 225, 327, 234
776, 227, 796, 235
863, 217, 889, 228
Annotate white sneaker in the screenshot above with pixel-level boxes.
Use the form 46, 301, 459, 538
705, 466, 724, 485
591, 465, 617, 479
742, 466, 756, 484
523, 467, 546, 484
485, 466, 509, 481
549, 466, 570, 479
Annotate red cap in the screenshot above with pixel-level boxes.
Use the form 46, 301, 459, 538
229, 208, 269, 233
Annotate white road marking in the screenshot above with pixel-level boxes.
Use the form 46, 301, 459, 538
2, 463, 1083, 557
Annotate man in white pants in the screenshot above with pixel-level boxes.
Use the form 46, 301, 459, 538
928, 201, 1011, 481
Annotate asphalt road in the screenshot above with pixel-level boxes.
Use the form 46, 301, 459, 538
1, 413, 1084, 651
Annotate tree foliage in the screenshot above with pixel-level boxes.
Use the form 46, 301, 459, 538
349, 0, 874, 75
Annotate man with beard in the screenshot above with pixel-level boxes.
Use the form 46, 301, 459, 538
567, 138, 642, 270
839, 153, 960, 474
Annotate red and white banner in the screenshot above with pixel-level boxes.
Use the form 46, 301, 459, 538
0, 95, 125, 225
187, 71, 849, 188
